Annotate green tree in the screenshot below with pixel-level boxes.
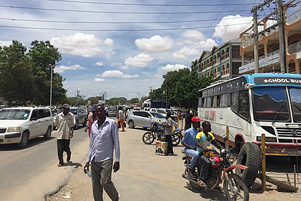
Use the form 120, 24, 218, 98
0, 41, 34, 105
27, 40, 65, 105
107, 97, 128, 106
153, 69, 214, 110
129, 98, 139, 104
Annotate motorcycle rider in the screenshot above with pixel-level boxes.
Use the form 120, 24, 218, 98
195, 121, 223, 186
181, 116, 201, 180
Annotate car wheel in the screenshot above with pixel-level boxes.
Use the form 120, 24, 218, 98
75, 120, 79, 130
44, 126, 52, 139
83, 118, 87, 127
128, 120, 134, 128
17, 131, 29, 148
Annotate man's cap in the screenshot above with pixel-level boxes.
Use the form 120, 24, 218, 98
191, 116, 200, 122
91, 106, 96, 112
62, 104, 70, 109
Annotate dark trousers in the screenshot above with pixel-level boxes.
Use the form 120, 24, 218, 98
198, 155, 210, 181
91, 159, 119, 201
165, 135, 173, 155
57, 139, 71, 165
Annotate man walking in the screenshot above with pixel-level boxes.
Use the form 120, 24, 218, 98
118, 106, 125, 132
184, 109, 193, 130
84, 105, 120, 201
54, 104, 75, 167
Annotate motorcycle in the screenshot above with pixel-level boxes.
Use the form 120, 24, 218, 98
142, 122, 181, 146
182, 146, 249, 201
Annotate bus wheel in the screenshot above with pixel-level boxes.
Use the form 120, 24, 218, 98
235, 142, 260, 187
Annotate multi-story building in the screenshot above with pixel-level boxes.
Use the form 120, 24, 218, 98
191, 39, 241, 80
239, 3, 301, 74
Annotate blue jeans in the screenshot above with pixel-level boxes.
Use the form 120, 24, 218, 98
185, 149, 199, 170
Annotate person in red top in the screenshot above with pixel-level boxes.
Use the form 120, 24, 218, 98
85, 106, 98, 137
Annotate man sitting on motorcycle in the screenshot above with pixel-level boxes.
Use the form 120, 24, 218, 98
195, 121, 223, 186
181, 116, 201, 180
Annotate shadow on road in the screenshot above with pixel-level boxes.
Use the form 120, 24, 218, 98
0, 136, 55, 151
184, 183, 226, 200
266, 156, 297, 173
65, 161, 82, 168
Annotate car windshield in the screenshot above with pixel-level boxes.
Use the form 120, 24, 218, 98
157, 109, 166, 114
289, 88, 301, 122
151, 112, 165, 118
0, 109, 31, 120
252, 87, 289, 121
108, 107, 116, 111
70, 109, 78, 115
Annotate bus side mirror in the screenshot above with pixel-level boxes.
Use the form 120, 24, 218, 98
223, 136, 228, 142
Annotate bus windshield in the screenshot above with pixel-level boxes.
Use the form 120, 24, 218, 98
252, 87, 290, 121
289, 88, 301, 122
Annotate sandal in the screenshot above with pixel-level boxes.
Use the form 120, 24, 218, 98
197, 179, 207, 187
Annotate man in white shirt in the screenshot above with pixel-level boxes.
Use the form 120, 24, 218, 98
84, 105, 120, 201
54, 104, 75, 167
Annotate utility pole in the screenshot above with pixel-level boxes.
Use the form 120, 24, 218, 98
49, 64, 53, 107
253, 8, 259, 73
251, 0, 274, 74
277, 0, 286, 73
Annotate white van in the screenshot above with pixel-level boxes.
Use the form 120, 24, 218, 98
0, 107, 53, 148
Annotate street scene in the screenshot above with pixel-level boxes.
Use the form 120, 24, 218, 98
1, 0, 301, 201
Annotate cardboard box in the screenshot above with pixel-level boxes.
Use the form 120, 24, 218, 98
155, 141, 168, 156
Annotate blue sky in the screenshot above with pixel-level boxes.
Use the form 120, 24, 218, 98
0, 0, 270, 99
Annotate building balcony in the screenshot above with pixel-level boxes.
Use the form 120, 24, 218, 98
239, 50, 279, 74
288, 41, 301, 54
287, 9, 301, 25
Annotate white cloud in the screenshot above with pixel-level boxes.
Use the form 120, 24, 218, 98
104, 38, 114, 46
96, 62, 103, 66
101, 70, 139, 79
182, 30, 205, 40
0, 41, 12, 47
125, 53, 153, 67
111, 62, 122, 67
138, 79, 150, 83
54, 64, 87, 73
50, 33, 102, 57
176, 42, 183, 46
172, 39, 217, 60
162, 64, 188, 72
213, 15, 252, 41
95, 78, 105, 83
154, 74, 163, 78
135, 35, 173, 53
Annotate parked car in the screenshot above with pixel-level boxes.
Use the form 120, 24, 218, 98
69, 107, 88, 129
0, 107, 53, 148
108, 106, 117, 117
127, 110, 167, 129
150, 108, 167, 118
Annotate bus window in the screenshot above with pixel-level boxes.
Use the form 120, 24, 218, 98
211, 96, 214, 107
213, 95, 221, 107
252, 87, 289, 121
289, 88, 301, 122
220, 93, 230, 107
230, 92, 239, 112
206, 97, 212, 107
201, 98, 205, 107
238, 90, 250, 121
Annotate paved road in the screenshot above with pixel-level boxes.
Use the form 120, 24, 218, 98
0, 126, 90, 201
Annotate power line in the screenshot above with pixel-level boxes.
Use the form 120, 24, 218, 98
0, 16, 261, 24
0, 22, 253, 32
178, 0, 261, 66
45, 0, 262, 7
0, 5, 268, 15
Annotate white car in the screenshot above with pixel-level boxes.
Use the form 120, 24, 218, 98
150, 108, 167, 118
0, 107, 53, 148
127, 110, 167, 129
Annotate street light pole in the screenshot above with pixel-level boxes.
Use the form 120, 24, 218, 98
49, 64, 53, 107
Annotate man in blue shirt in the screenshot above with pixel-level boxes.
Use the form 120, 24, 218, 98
84, 105, 120, 201
181, 116, 201, 180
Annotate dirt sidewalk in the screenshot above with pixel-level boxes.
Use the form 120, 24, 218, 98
47, 127, 301, 201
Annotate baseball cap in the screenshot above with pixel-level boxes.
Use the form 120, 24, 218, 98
62, 104, 70, 109
191, 116, 200, 122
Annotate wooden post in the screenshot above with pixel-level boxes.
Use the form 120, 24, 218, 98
181, 115, 184, 130
261, 134, 266, 191
226, 126, 229, 149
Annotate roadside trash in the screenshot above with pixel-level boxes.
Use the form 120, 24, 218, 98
62, 191, 71, 199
